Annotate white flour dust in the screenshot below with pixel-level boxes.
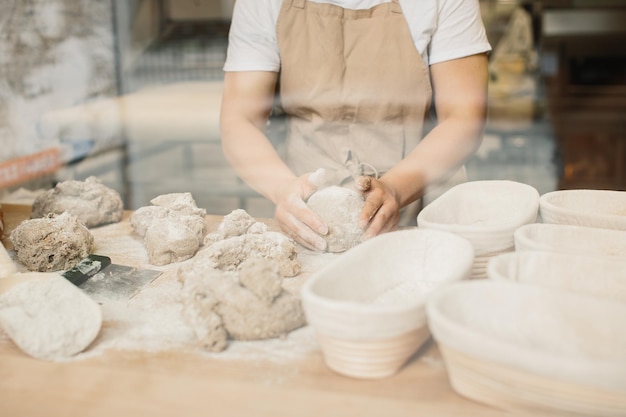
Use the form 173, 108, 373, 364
0, 224, 337, 363
372, 280, 438, 306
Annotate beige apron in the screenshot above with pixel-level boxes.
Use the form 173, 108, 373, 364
276, 0, 466, 226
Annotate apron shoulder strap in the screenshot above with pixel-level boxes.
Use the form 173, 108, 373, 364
390, 0, 402, 14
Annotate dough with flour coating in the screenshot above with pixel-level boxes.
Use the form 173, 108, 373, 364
307, 186, 365, 253
10, 212, 94, 272
179, 256, 305, 352
0, 273, 102, 360
31, 176, 123, 228
130, 193, 207, 265
201, 209, 301, 277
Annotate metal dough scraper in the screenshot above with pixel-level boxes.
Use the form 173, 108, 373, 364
62, 255, 162, 301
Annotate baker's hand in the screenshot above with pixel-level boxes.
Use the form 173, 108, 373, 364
274, 171, 329, 252
357, 176, 401, 240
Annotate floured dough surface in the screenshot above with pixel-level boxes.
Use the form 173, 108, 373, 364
10, 212, 94, 272
179, 256, 305, 352
130, 193, 207, 266
201, 209, 301, 277
0, 273, 102, 360
31, 176, 123, 228
307, 186, 365, 253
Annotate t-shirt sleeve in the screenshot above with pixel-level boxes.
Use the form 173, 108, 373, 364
223, 0, 281, 72
428, 0, 492, 65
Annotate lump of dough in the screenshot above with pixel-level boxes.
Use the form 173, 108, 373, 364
199, 209, 300, 277
307, 185, 365, 253
238, 257, 283, 305
150, 192, 206, 217
10, 212, 94, 272
179, 256, 305, 352
199, 232, 301, 277
0, 273, 102, 360
180, 283, 228, 352
129, 193, 207, 266
144, 220, 202, 266
31, 176, 123, 228
217, 209, 257, 239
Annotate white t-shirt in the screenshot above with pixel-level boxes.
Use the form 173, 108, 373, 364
224, 0, 491, 72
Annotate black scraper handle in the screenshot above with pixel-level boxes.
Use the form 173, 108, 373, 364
62, 254, 112, 286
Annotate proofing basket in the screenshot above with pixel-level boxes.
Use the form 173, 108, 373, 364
301, 229, 473, 379
539, 189, 626, 230
426, 280, 626, 416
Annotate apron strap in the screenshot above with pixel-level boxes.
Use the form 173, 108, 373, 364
390, 0, 402, 14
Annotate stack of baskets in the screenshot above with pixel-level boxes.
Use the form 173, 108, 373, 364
417, 180, 540, 279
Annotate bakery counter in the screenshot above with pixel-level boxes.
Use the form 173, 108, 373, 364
0, 204, 554, 417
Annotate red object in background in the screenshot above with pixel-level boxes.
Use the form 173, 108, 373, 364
0, 148, 61, 189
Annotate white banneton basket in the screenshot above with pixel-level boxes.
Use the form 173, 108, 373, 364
487, 251, 626, 303
426, 280, 626, 417
514, 223, 626, 258
417, 180, 539, 278
301, 229, 473, 379
539, 189, 626, 230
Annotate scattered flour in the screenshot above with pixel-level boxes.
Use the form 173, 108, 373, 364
0, 274, 102, 361
0, 220, 334, 364
60, 277, 320, 363
372, 280, 438, 306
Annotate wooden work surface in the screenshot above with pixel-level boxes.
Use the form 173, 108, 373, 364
0, 204, 551, 417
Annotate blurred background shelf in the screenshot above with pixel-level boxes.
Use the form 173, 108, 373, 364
2, 0, 625, 216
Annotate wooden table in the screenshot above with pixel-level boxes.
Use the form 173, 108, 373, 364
0, 204, 549, 417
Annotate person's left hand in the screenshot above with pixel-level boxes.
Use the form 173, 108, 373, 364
356, 176, 401, 240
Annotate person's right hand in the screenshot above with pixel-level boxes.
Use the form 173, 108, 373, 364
274, 171, 329, 252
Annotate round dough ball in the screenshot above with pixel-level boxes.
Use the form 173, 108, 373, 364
10, 212, 94, 272
0, 273, 102, 360
31, 176, 123, 228
144, 220, 200, 266
307, 186, 365, 253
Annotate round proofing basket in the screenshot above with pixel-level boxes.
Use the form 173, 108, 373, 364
426, 280, 626, 416
539, 189, 626, 230
417, 180, 540, 256
470, 247, 513, 280
487, 250, 626, 303
514, 222, 626, 258
301, 229, 474, 379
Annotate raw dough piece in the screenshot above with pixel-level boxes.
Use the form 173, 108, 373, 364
179, 256, 305, 352
200, 209, 300, 277
0, 273, 102, 360
10, 212, 94, 272
200, 232, 300, 277
307, 185, 365, 253
238, 257, 283, 305
130, 193, 207, 266
31, 176, 123, 228
216, 209, 259, 239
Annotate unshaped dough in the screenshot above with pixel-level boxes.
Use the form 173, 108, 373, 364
216, 209, 258, 239
144, 221, 202, 266
129, 193, 207, 266
179, 256, 305, 352
31, 176, 123, 228
10, 212, 94, 272
200, 209, 300, 277
0, 273, 102, 360
199, 232, 301, 277
307, 185, 366, 252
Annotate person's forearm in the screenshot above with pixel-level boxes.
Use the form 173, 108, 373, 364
221, 119, 296, 205
220, 71, 298, 205
381, 53, 489, 208
380, 117, 484, 207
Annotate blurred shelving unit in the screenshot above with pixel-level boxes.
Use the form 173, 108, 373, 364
538, 0, 626, 190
